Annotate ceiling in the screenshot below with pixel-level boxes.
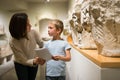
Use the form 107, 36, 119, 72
0, 0, 68, 11
24, 0, 68, 2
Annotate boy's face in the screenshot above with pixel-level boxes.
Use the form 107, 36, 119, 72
48, 23, 59, 36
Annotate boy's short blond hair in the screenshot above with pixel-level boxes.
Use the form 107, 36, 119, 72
51, 19, 64, 34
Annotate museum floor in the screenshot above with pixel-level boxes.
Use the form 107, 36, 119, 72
0, 59, 41, 80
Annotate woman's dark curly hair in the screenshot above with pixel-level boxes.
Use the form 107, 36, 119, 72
9, 13, 28, 40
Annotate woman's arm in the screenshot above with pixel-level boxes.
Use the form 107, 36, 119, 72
10, 42, 45, 67
10, 44, 34, 66
32, 30, 43, 48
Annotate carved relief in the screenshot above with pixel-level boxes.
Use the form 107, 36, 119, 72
72, 12, 83, 33
80, 0, 97, 49
90, 0, 120, 56
69, 0, 97, 49
69, 0, 120, 56
69, 16, 81, 45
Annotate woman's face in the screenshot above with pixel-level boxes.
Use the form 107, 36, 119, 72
27, 19, 31, 32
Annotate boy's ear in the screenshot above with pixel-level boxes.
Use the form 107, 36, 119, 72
57, 28, 61, 34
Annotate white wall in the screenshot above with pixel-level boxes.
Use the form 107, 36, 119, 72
0, 2, 68, 38
66, 47, 120, 80
27, 2, 68, 26
0, 11, 12, 38
68, 0, 84, 19
66, 47, 101, 80
28, 2, 68, 20
101, 68, 120, 80
27, 2, 68, 37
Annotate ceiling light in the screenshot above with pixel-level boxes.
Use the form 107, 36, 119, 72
47, 0, 50, 2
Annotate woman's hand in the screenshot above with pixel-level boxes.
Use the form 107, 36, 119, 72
38, 57, 46, 65
33, 57, 46, 65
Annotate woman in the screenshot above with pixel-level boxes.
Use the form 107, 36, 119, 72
9, 13, 45, 80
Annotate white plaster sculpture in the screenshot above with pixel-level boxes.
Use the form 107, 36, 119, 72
69, 13, 82, 46
89, 0, 120, 56
80, 0, 97, 49
69, 0, 97, 49
0, 39, 13, 64
69, 3, 83, 46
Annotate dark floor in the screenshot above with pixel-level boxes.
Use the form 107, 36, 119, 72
0, 59, 69, 80
0, 59, 42, 80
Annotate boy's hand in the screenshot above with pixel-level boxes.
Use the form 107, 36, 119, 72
52, 56, 61, 61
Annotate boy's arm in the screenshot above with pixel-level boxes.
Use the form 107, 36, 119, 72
52, 49, 71, 61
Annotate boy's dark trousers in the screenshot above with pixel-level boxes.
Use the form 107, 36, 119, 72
46, 76, 65, 80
